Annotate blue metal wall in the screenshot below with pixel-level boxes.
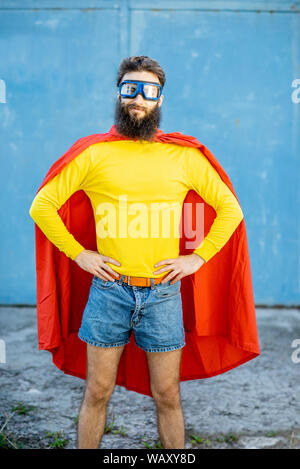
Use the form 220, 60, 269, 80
0, 0, 299, 305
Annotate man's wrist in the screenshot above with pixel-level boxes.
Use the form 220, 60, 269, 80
192, 253, 206, 263
73, 247, 87, 261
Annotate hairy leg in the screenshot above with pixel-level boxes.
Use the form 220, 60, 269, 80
77, 344, 125, 449
146, 348, 185, 449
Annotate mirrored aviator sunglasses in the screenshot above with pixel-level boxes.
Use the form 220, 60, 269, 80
119, 80, 162, 101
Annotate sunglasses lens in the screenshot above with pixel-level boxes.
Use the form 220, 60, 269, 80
143, 84, 161, 98
120, 82, 137, 96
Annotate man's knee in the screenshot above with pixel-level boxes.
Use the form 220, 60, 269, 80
152, 382, 181, 408
84, 380, 115, 406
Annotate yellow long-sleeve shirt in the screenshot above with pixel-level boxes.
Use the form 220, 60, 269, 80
29, 140, 243, 278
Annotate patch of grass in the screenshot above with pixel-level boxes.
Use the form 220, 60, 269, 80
0, 411, 24, 449
215, 433, 239, 445
45, 431, 69, 449
190, 434, 212, 446
142, 436, 163, 449
0, 432, 12, 449
202, 438, 212, 446
104, 421, 127, 436
104, 421, 117, 434
224, 433, 239, 444
190, 434, 205, 444
112, 426, 127, 436
0, 431, 23, 449
11, 402, 34, 415
266, 431, 277, 437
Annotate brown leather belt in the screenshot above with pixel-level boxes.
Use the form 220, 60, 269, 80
114, 272, 165, 287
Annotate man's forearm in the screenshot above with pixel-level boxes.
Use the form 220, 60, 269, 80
192, 204, 244, 263
29, 198, 85, 260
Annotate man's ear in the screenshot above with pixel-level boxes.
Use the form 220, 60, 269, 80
158, 94, 164, 107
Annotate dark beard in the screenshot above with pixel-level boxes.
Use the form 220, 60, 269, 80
114, 97, 161, 141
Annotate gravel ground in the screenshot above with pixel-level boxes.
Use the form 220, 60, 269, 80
0, 306, 299, 450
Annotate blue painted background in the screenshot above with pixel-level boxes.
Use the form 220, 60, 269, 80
0, 0, 299, 305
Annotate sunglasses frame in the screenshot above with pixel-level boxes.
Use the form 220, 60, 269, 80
118, 80, 163, 101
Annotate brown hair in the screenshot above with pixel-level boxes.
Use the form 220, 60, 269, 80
116, 56, 166, 88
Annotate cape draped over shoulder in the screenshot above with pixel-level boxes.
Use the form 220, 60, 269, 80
32, 125, 260, 397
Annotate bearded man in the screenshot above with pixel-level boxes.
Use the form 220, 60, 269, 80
29, 56, 259, 449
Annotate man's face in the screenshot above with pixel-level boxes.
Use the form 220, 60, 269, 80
114, 70, 164, 141
117, 70, 164, 120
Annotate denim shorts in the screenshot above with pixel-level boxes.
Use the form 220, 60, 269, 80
78, 274, 185, 353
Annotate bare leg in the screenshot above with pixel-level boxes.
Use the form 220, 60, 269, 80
146, 348, 185, 449
77, 344, 125, 449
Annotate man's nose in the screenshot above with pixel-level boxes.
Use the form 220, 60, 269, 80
132, 93, 145, 104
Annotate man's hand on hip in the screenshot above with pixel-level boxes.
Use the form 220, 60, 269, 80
74, 250, 121, 281
153, 253, 205, 284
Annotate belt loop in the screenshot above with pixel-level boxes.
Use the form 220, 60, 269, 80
150, 278, 154, 288
119, 275, 125, 284
128, 275, 131, 286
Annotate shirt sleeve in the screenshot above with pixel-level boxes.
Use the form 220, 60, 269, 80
29, 146, 92, 260
184, 147, 244, 263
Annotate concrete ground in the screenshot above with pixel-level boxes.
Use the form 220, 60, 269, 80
0, 306, 299, 449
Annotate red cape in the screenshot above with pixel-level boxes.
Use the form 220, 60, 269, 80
32, 125, 260, 397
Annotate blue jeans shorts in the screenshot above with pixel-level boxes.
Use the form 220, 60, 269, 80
78, 274, 185, 353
